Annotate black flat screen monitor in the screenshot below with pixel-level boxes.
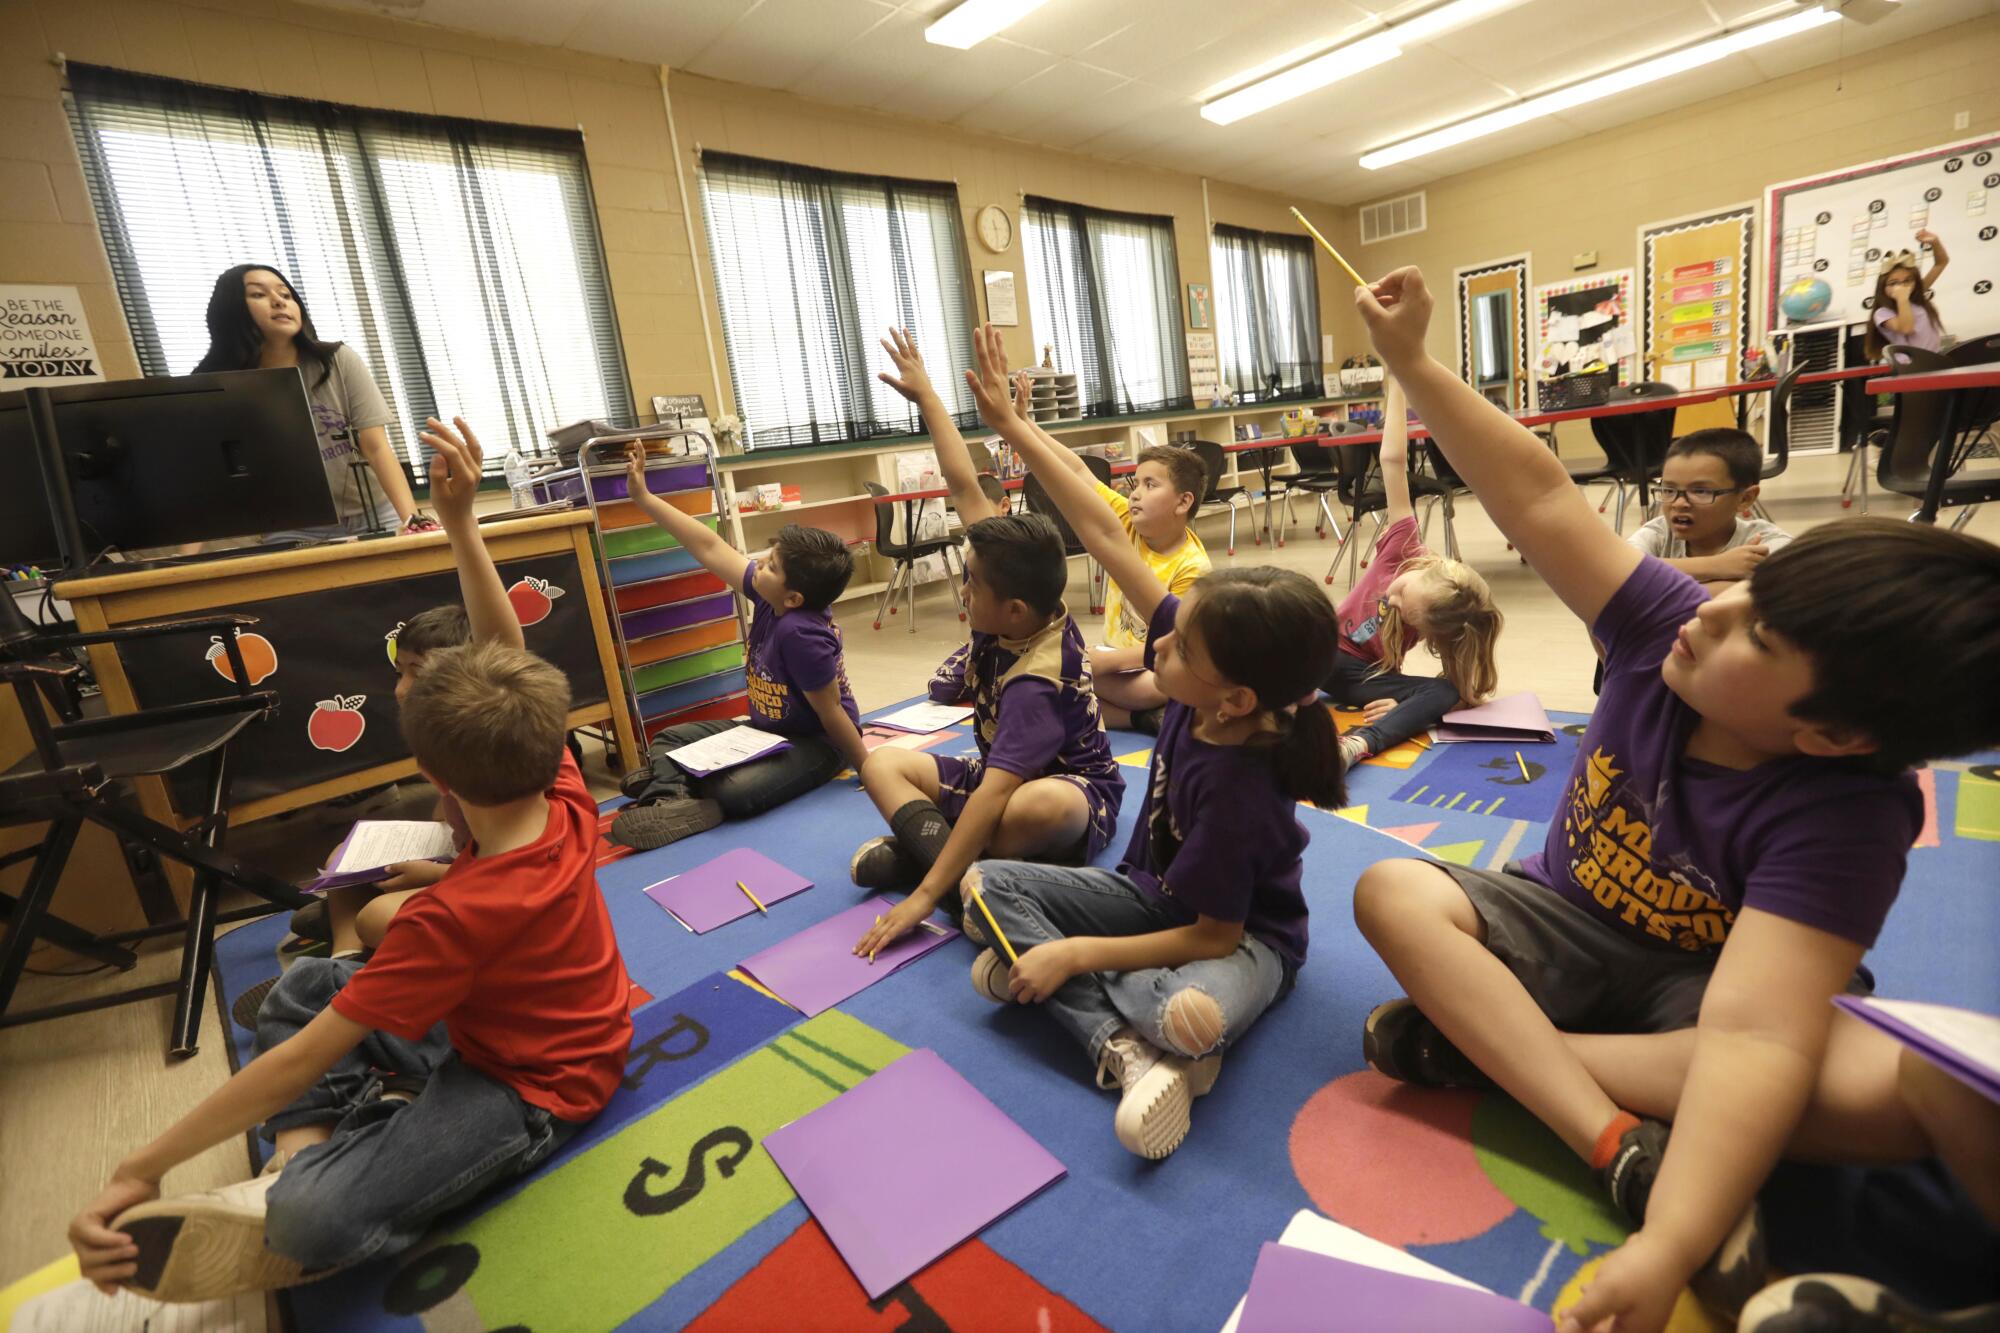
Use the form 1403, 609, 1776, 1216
0, 368, 337, 567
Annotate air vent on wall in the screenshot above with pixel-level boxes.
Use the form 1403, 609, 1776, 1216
1359, 191, 1426, 245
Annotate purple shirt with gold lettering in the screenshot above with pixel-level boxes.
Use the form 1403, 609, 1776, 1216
1517, 558, 1919, 953
741, 562, 859, 738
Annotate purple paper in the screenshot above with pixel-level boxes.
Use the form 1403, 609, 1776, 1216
738, 897, 957, 1016
1238, 1243, 1547, 1333
763, 1048, 1065, 1299
1434, 691, 1554, 745
1835, 996, 2000, 1105
643, 848, 813, 934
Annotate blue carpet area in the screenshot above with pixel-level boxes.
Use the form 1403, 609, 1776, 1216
207, 703, 2000, 1331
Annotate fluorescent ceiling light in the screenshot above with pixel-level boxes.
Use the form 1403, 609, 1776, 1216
1360, 5, 1843, 168
1200, 0, 1531, 126
925, 0, 1052, 49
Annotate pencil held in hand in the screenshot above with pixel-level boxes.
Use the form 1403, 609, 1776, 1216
1290, 207, 1367, 289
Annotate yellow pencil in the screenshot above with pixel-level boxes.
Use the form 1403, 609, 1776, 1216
965, 880, 1019, 965
1290, 207, 1369, 290
1515, 751, 1532, 783
736, 879, 768, 915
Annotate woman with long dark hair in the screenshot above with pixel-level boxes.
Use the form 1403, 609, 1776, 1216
1863, 229, 1951, 361
194, 264, 433, 536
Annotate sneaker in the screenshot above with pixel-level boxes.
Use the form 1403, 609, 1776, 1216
275, 932, 328, 972
1338, 732, 1370, 770
1596, 1117, 1767, 1320
849, 836, 921, 891
113, 1174, 318, 1303
287, 899, 330, 943
970, 949, 1014, 1003
1097, 1029, 1198, 1160
1739, 1273, 2000, 1333
230, 976, 279, 1033
1361, 998, 1495, 1090
609, 798, 723, 851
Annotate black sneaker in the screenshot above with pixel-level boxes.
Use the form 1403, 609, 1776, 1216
1740, 1274, 2000, 1333
609, 798, 723, 851
288, 898, 330, 943
231, 976, 279, 1032
849, 836, 921, 891
1361, 998, 1495, 1090
1596, 1117, 1768, 1320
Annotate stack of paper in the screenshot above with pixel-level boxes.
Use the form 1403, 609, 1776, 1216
306, 821, 457, 894
664, 724, 791, 777
869, 701, 975, 734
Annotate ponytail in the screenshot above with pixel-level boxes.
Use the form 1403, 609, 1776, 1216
1182, 567, 1347, 811
1271, 697, 1346, 809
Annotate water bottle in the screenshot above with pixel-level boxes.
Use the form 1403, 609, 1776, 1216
503, 448, 530, 509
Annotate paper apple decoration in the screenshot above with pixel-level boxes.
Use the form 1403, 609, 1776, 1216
308, 695, 367, 752
505, 576, 564, 627
205, 632, 278, 686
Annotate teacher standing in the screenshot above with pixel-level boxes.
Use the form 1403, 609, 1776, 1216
193, 264, 436, 537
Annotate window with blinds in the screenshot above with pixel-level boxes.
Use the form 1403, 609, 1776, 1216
699, 151, 978, 451
1021, 197, 1190, 419
1210, 224, 1323, 403
64, 64, 633, 475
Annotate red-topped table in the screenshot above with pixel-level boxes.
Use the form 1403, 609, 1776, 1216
870, 460, 1134, 505
1863, 361, 2000, 523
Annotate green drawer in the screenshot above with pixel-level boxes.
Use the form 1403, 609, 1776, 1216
631, 643, 747, 695
599, 515, 719, 560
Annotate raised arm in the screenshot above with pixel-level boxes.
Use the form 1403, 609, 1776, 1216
1379, 374, 1413, 526
963, 326, 1167, 624
877, 328, 994, 524
1356, 269, 1640, 627
421, 418, 525, 650
1008, 372, 1094, 482
1917, 228, 1950, 289
624, 445, 749, 590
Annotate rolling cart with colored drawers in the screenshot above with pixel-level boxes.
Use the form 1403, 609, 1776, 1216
535, 430, 749, 754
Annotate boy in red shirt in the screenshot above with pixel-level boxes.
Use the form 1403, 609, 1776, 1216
66, 425, 633, 1303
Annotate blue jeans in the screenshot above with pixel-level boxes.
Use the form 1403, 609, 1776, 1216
254, 958, 580, 1271
623, 718, 842, 819
968, 861, 1293, 1064
1320, 653, 1461, 754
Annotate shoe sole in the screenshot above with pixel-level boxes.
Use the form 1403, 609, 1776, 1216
609, 800, 723, 852
1114, 1065, 1192, 1160
230, 976, 279, 1032
114, 1200, 311, 1303
849, 836, 917, 891
1361, 998, 1414, 1080
970, 950, 1012, 1004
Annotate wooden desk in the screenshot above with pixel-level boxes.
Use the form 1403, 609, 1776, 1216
54, 513, 637, 837
1864, 362, 2000, 523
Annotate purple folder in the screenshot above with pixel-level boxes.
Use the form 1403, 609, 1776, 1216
643, 848, 813, 934
1238, 1243, 1550, 1333
1433, 691, 1555, 745
1835, 996, 2000, 1105
763, 1049, 1066, 1298
737, 897, 958, 1016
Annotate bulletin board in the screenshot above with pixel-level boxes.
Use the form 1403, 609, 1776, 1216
1640, 203, 1755, 432
1765, 133, 2000, 331
1534, 269, 1636, 383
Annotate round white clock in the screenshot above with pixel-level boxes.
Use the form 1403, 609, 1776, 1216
975, 204, 1013, 254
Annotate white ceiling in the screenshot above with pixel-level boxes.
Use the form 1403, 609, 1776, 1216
311, 0, 1998, 204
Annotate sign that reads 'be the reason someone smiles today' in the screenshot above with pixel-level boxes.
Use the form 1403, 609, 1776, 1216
0, 284, 105, 383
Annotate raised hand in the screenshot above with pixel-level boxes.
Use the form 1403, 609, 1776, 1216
963, 324, 1019, 431
1354, 267, 1434, 373
419, 417, 485, 526
877, 327, 939, 405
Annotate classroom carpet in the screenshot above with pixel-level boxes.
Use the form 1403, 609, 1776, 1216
206, 703, 2000, 1332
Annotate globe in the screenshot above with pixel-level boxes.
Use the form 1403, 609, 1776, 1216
1779, 276, 1833, 324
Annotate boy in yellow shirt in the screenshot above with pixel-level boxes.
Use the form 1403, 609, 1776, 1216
1006, 391, 1210, 732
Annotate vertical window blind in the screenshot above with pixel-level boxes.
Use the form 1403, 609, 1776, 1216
699, 151, 978, 451
1021, 196, 1190, 418
65, 64, 633, 474
1210, 224, 1323, 403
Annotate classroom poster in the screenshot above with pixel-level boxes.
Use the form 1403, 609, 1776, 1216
0, 284, 105, 384
1640, 204, 1754, 433
1533, 269, 1635, 384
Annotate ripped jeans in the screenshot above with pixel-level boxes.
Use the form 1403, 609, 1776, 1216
966, 861, 1293, 1065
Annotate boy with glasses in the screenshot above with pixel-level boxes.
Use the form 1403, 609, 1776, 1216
1628, 429, 1791, 590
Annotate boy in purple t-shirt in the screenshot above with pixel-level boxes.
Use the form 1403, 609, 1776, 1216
1345, 267, 2000, 1329
853, 328, 1124, 935
610, 448, 869, 850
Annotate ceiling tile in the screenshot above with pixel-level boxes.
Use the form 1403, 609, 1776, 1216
687, 0, 899, 89
953, 58, 1129, 139
565, 0, 756, 68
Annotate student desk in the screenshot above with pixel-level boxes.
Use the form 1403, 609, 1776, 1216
53, 513, 637, 845
1864, 361, 2000, 524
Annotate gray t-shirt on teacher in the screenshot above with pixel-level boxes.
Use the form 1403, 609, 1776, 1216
305, 343, 395, 525
1627, 514, 1791, 561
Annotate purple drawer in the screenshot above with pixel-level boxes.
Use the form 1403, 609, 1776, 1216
622, 592, 736, 640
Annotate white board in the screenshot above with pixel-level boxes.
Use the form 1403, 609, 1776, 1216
1764, 134, 2000, 334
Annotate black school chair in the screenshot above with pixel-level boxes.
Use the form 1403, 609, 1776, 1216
863, 482, 966, 632
1876, 346, 2000, 528
1750, 365, 1805, 522
1589, 381, 1680, 532
1020, 454, 1114, 614
0, 597, 309, 1059
1191, 440, 1252, 555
